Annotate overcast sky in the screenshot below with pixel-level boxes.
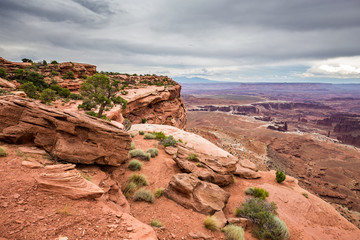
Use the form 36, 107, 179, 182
1, 0, 360, 83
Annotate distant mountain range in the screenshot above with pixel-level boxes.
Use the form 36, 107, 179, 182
173, 77, 222, 84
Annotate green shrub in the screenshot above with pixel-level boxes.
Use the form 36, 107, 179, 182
0, 147, 7, 157
235, 198, 290, 240
151, 131, 166, 140
160, 136, 177, 147
123, 182, 137, 197
142, 118, 147, 123
154, 187, 165, 198
78, 98, 97, 110
131, 142, 136, 150
51, 70, 59, 75
63, 71, 75, 79
128, 159, 143, 171
245, 187, 255, 195
276, 170, 286, 183
21, 82, 38, 99
40, 88, 57, 104
252, 187, 269, 200
133, 188, 154, 203
0, 68, 7, 78
188, 153, 199, 161
129, 173, 148, 187
302, 192, 309, 198
51, 60, 58, 64
69, 93, 83, 100
203, 216, 219, 231
22, 58, 32, 63
130, 133, 135, 138
222, 225, 245, 240
139, 131, 145, 135
15, 70, 48, 90
129, 149, 151, 161
144, 133, 156, 139
150, 219, 162, 227
85, 111, 110, 121
146, 148, 158, 158
235, 198, 277, 219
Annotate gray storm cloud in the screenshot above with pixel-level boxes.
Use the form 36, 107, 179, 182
0, 0, 359, 82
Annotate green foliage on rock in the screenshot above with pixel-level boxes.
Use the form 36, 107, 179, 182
235, 198, 289, 240
0, 147, 8, 157
0, 68, 7, 78
203, 216, 220, 231
128, 159, 143, 171
40, 88, 57, 104
79, 73, 127, 118
245, 187, 269, 200
63, 71, 75, 79
21, 82, 39, 99
133, 188, 154, 203
160, 135, 177, 147
222, 225, 245, 240
276, 170, 286, 183
146, 148, 158, 158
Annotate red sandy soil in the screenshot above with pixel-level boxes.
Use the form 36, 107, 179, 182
187, 111, 360, 228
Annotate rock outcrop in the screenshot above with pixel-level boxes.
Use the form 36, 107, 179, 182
164, 173, 230, 215
0, 57, 96, 81
109, 85, 186, 129
0, 96, 131, 166
35, 164, 104, 199
0, 77, 16, 89
173, 144, 237, 186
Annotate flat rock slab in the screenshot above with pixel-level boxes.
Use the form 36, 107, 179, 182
35, 164, 104, 199
18, 146, 47, 155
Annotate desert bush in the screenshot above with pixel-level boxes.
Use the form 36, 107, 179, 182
146, 148, 158, 157
154, 187, 165, 198
51, 60, 58, 64
302, 192, 309, 198
139, 131, 145, 135
22, 58, 32, 62
160, 136, 177, 147
0, 67, 7, 78
133, 188, 154, 203
50, 84, 70, 98
63, 71, 75, 79
222, 225, 245, 240
129, 173, 148, 187
203, 216, 219, 231
85, 111, 110, 121
21, 82, 38, 99
144, 133, 156, 139
245, 187, 255, 195
276, 170, 286, 183
40, 88, 57, 104
151, 131, 166, 140
0, 147, 8, 157
150, 219, 162, 227
250, 187, 269, 200
0, 88, 9, 96
130, 133, 134, 138
51, 70, 59, 75
129, 149, 151, 161
128, 159, 143, 171
69, 93, 83, 100
123, 182, 137, 197
131, 142, 136, 150
142, 118, 147, 123
78, 98, 97, 110
188, 153, 199, 161
235, 198, 290, 240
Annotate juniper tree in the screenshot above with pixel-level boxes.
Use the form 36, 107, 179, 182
79, 73, 127, 118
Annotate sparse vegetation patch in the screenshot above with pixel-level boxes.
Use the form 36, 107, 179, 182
276, 170, 286, 183
222, 224, 245, 240
203, 216, 220, 231
128, 159, 143, 171
133, 188, 154, 203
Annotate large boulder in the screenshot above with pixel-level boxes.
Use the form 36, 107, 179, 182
165, 173, 230, 215
0, 96, 131, 166
173, 144, 237, 186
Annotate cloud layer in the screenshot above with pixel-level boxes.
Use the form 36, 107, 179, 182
0, 0, 360, 82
